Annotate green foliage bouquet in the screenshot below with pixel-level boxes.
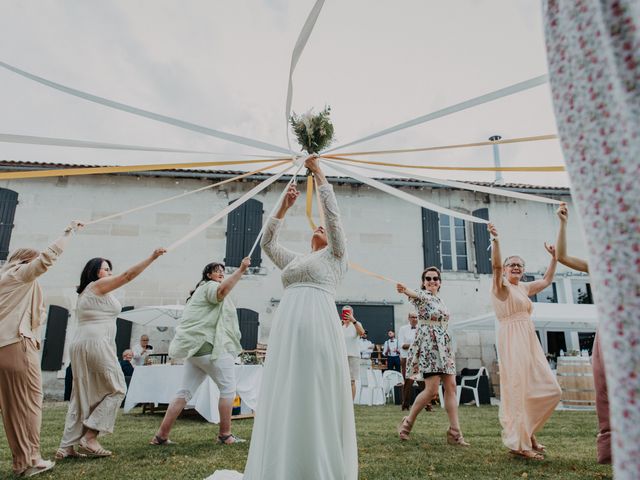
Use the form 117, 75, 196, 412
289, 106, 334, 154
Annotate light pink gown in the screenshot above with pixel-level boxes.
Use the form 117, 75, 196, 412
492, 281, 561, 452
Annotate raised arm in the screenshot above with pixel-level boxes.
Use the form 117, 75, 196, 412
396, 283, 419, 300
525, 244, 558, 297
216, 256, 251, 301
93, 248, 166, 295
16, 221, 84, 283
488, 223, 508, 301
260, 184, 301, 270
307, 156, 346, 259
554, 203, 589, 273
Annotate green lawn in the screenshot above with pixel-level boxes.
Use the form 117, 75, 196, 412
1, 402, 612, 479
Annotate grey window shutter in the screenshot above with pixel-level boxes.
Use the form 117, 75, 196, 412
421, 208, 441, 269
115, 306, 134, 358
237, 308, 260, 350
225, 199, 263, 268
472, 208, 492, 274
41, 305, 69, 371
0, 188, 18, 261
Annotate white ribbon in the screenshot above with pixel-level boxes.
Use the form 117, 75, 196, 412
167, 163, 294, 251
0, 132, 280, 157
324, 160, 489, 224
335, 161, 563, 205
284, 0, 326, 154
325, 74, 549, 153
0, 60, 296, 156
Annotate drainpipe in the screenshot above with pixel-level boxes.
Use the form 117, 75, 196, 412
489, 135, 503, 184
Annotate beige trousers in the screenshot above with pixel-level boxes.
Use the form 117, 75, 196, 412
0, 339, 43, 474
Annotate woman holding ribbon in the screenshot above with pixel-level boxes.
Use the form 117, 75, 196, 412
395, 267, 469, 446
209, 155, 357, 480
488, 223, 561, 460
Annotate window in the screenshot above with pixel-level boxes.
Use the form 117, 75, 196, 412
578, 331, 596, 355
0, 188, 19, 262
225, 198, 263, 268
523, 275, 558, 303
572, 280, 593, 304
546, 331, 567, 359
438, 214, 468, 271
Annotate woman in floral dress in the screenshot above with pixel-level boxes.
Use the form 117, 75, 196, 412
395, 266, 468, 446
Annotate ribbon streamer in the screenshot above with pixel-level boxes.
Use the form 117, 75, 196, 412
0, 157, 287, 180
323, 154, 565, 172
167, 163, 294, 251
284, 0, 326, 153
324, 160, 489, 224
332, 159, 563, 205
330, 134, 558, 157
324, 74, 549, 153
0, 132, 280, 157
306, 175, 317, 230
0, 60, 295, 156
85, 160, 290, 226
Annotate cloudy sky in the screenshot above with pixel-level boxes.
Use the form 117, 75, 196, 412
0, 1, 569, 186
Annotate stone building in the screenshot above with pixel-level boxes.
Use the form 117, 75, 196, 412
0, 160, 593, 398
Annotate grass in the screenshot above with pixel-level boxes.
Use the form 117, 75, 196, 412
1, 402, 612, 480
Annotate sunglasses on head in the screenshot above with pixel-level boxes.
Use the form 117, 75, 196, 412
423, 276, 440, 282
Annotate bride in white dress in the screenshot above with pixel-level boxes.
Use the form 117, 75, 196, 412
209, 155, 358, 480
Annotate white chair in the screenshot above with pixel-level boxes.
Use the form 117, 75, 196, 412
382, 370, 404, 404
369, 369, 385, 405
456, 367, 487, 407
356, 367, 372, 405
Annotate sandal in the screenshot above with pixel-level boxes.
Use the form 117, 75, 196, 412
510, 449, 544, 461
218, 434, 246, 445
78, 438, 112, 458
531, 436, 546, 453
149, 435, 176, 446
397, 416, 413, 441
19, 460, 55, 477
446, 427, 470, 447
55, 447, 87, 460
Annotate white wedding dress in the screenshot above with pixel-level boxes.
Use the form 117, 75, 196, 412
208, 183, 358, 480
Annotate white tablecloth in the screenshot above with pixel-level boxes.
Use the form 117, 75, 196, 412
123, 364, 263, 423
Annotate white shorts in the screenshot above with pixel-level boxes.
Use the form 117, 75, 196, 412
347, 356, 360, 381
176, 352, 237, 400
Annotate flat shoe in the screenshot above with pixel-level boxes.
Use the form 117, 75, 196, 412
149, 435, 177, 446
78, 439, 112, 457
19, 460, 55, 477
218, 434, 246, 445
55, 448, 87, 460
509, 449, 544, 461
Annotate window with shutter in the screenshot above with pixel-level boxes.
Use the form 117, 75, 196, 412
438, 213, 470, 272
41, 305, 69, 371
472, 208, 492, 274
225, 198, 263, 268
0, 188, 18, 261
421, 208, 441, 269
237, 308, 259, 350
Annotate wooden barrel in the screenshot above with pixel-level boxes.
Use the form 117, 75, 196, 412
556, 356, 596, 409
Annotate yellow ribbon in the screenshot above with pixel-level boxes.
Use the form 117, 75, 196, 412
0, 157, 290, 180
328, 134, 558, 157
322, 155, 565, 172
305, 174, 316, 230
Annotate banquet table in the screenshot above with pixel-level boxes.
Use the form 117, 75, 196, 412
123, 364, 263, 423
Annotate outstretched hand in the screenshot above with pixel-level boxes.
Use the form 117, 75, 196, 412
544, 242, 556, 259
65, 220, 85, 233
487, 222, 498, 238
304, 154, 320, 173
556, 202, 568, 223
240, 256, 251, 270
151, 248, 167, 260
282, 184, 300, 209
396, 283, 407, 294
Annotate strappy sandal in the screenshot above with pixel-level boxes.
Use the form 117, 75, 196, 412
18, 460, 55, 477
446, 427, 470, 447
218, 434, 246, 445
531, 436, 546, 453
509, 449, 544, 461
149, 435, 176, 446
55, 447, 87, 460
397, 416, 413, 441
78, 438, 112, 458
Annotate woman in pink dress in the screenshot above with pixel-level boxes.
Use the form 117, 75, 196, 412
488, 223, 561, 460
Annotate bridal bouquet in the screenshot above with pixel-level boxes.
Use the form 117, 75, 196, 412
290, 106, 334, 154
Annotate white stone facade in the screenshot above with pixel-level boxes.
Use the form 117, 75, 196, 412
1, 168, 588, 398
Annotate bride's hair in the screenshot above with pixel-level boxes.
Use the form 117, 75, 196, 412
187, 262, 225, 302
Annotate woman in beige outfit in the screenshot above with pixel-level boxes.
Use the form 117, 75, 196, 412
488, 223, 561, 460
0, 221, 81, 477
57, 247, 165, 459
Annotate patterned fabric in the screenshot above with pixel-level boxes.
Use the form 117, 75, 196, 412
406, 290, 455, 378
544, 2, 640, 477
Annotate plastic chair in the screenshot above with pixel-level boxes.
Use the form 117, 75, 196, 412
356, 367, 372, 405
368, 369, 385, 405
456, 367, 487, 407
382, 370, 404, 403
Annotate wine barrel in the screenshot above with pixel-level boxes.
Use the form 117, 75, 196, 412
556, 356, 596, 409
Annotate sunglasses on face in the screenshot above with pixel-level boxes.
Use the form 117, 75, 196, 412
423, 276, 440, 282
506, 263, 524, 269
